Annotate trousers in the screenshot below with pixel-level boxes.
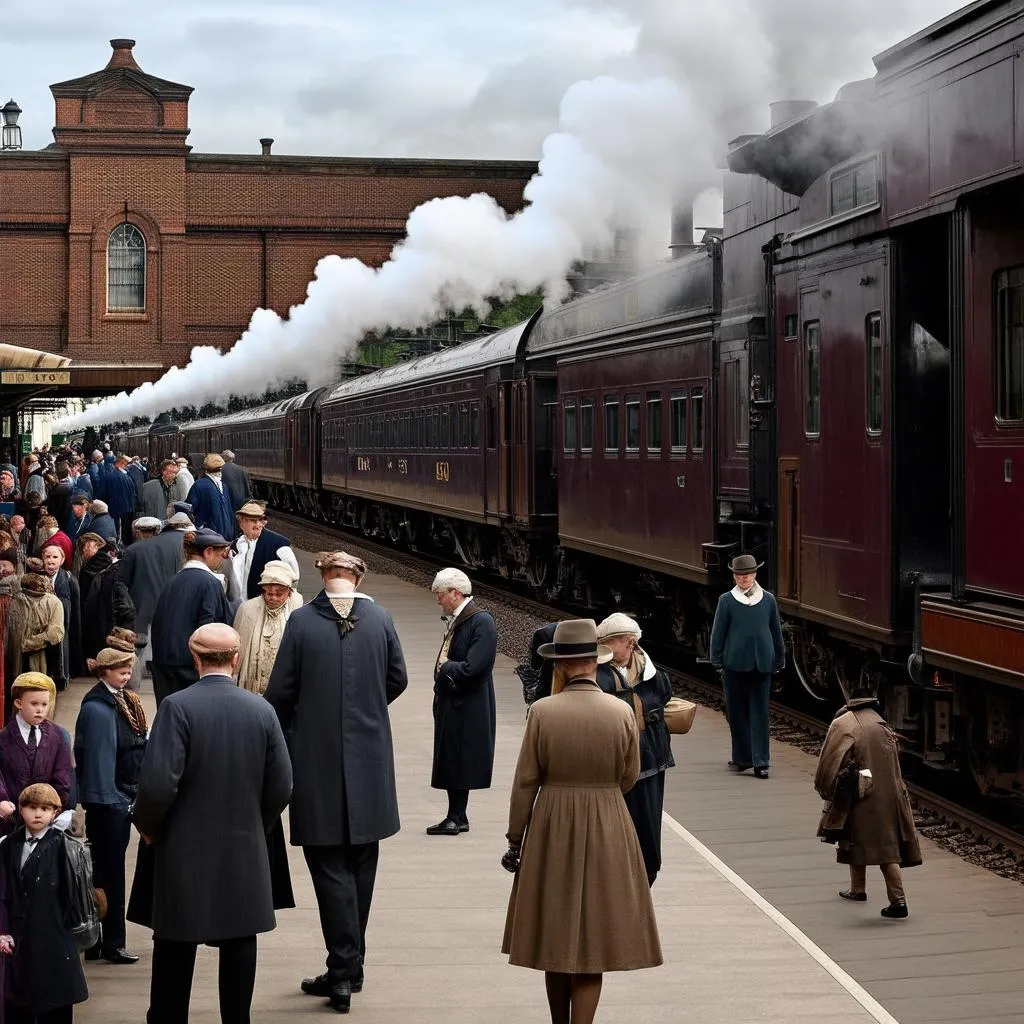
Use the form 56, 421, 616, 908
7, 1007, 72, 1023
723, 669, 771, 768
849, 863, 905, 903
83, 803, 132, 951
303, 843, 380, 982
147, 935, 257, 1024
446, 788, 469, 823
151, 664, 198, 707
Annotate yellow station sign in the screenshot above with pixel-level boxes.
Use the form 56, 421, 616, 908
0, 370, 71, 385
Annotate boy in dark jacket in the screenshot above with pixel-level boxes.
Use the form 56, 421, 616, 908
74, 634, 147, 965
0, 782, 89, 1022
0, 674, 73, 834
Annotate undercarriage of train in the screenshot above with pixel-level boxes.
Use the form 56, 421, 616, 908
257, 480, 1024, 798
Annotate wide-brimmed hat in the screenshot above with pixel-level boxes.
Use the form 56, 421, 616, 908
237, 501, 268, 519
537, 619, 613, 664
203, 453, 225, 471
728, 554, 763, 574
259, 559, 297, 589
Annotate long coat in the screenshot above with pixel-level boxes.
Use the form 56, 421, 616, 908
220, 461, 252, 512
814, 698, 922, 868
130, 673, 292, 942
150, 564, 233, 669
186, 476, 235, 539
265, 592, 408, 847
80, 559, 135, 661
502, 680, 662, 974
50, 567, 81, 685
117, 529, 185, 638
432, 602, 497, 790
139, 477, 187, 521
0, 828, 89, 1013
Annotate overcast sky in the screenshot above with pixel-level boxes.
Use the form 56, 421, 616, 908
1, 0, 964, 161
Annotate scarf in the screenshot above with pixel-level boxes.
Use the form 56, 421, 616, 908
237, 599, 292, 694
112, 687, 147, 736
611, 650, 647, 732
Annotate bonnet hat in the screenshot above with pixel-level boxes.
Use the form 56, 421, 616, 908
537, 619, 613, 664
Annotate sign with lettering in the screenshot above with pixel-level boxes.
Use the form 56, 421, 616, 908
0, 370, 71, 385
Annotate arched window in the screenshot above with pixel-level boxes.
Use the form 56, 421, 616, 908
107, 223, 146, 312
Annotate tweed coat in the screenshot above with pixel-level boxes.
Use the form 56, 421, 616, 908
503, 680, 663, 973
432, 602, 497, 791
130, 673, 292, 942
814, 698, 922, 868
117, 529, 185, 638
265, 592, 408, 846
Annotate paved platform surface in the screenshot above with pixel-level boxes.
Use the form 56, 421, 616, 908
55, 550, 898, 1022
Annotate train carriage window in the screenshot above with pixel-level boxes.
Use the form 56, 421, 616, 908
670, 389, 687, 452
691, 387, 705, 451
459, 404, 470, 448
563, 400, 578, 453
604, 396, 620, 452
579, 399, 594, 452
783, 313, 798, 340
471, 404, 480, 448
829, 155, 878, 217
646, 392, 662, 453
625, 395, 641, 451
866, 313, 883, 434
441, 406, 450, 447
995, 268, 1024, 422
738, 364, 750, 448
804, 321, 821, 437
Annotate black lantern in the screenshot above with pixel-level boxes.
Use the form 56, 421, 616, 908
1, 99, 22, 151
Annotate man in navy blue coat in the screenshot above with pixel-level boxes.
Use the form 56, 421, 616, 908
150, 528, 233, 706
186, 454, 236, 540
103, 455, 137, 542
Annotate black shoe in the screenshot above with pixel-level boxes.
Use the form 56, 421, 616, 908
728, 761, 752, 772
84, 944, 102, 962
753, 767, 769, 779
101, 947, 140, 964
881, 903, 909, 919
426, 818, 460, 836
838, 889, 867, 902
302, 973, 362, 996
456, 818, 470, 833
329, 979, 352, 1013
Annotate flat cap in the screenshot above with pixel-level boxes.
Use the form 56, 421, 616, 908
203, 453, 225, 471
164, 512, 194, 529
77, 532, 106, 547
188, 623, 241, 656
20, 573, 51, 595
190, 527, 231, 549
171, 501, 193, 516
89, 500, 109, 515
237, 501, 268, 519
11, 672, 56, 698
134, 516, 162, 531
596, 612, 642, 641
314, 550, 367, 579
259, 559, 298, 588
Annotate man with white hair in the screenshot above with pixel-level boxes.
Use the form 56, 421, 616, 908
427, 567, 497, 836
219, 450, 252, 513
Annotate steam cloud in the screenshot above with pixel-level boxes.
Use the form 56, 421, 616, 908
58, 0, 960, 430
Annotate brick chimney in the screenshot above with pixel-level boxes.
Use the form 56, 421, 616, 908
260, 137, 274, 157
106, 39, 141, 71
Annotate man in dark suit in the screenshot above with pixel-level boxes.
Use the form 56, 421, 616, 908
219, 450, 252, 513
133, 623, 292, 1024
186, 454, 235, 539
265, 550, 408, 1014
149, 528, 233, 706
427, 567, 497, 836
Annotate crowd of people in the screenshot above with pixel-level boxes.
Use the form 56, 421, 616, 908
0, 440, 922, 1024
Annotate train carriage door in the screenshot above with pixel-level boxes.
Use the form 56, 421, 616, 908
777, 456, 801, 601
284, 416, 294, 483
532, 375, 558, 517
512, 379, 530, 523
484, 383, 509, 519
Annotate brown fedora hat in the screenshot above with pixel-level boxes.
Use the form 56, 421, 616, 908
537, 619, 613, 664
728, 554, 763, 574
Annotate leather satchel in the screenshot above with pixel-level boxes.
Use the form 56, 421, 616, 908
664, 697, 697, 735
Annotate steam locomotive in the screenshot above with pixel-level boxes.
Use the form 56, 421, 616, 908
115, 0, 1024, 795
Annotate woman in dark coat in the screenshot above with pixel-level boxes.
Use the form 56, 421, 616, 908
79, 544, 135, 662
595, 613, 674, 886
709, 553, 786, 779
428, 568, 497, 835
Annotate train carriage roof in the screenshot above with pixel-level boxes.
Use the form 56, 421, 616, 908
322, 317, 534, 404
180, 389, 323, 432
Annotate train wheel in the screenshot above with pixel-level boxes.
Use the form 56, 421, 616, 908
526, 553, 549, 592
791, 632, 833, 702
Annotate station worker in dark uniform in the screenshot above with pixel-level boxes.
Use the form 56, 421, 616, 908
814, 676, 922, 919
149, 528, 233, 706
265, 550, 408, 1015
185, 454, 235, 541
595, 613, 674, 885
503, 619, 662, 1024
709, 553, 785, 779
427, 567, 498, 836
227, 500, 299, 604
132, 623, 292, 1024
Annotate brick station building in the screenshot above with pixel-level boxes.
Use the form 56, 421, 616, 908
0, 38, 536, 398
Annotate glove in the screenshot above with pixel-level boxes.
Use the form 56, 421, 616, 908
500, 846, 520, 874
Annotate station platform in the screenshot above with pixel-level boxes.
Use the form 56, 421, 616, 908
51, 548, 986, 1023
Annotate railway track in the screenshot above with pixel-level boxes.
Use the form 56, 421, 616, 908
269, 508, 1024, 874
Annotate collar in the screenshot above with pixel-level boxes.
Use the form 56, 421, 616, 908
450, 596, 472, 621
182, 559, 216, 575
25, 826, 49, 844
730, 582, 764, 606
103, 682, 124, 696
15, 714, 40, 743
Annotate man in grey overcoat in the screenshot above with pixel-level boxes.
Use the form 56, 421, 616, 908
132, 623, 292, 1024
265, 550, 408, 1015
427, 567, 497, 836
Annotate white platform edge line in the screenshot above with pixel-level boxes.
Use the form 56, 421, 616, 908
662, 811, 900, 1024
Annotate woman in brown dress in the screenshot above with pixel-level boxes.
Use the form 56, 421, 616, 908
503, 619, 662, 1024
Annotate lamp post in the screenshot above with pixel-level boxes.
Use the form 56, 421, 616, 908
1, 100, 22, 150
